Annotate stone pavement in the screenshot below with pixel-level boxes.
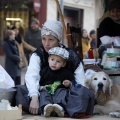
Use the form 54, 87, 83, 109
22, 115, 119, 120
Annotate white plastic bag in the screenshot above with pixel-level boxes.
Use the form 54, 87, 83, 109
0, 65, 15, 88
114, 38, 120, 46
100, 36, 120, 46
100, 36, 111, 44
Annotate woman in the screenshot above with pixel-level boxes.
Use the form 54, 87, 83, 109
89, 30, 97, 49
98, 0, 120, 44
12, 26, 26, 68
3, 30, 21, 85
82, 29, 92, 58
16, 20, 86, 115
98, 0, 120, 58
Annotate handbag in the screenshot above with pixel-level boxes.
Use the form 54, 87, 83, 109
87, 48, 99, 59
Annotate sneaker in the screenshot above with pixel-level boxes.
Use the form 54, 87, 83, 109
53, 104, 64, 117
44, 104, 54, 117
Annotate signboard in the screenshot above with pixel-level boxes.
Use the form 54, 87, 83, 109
34, 0, 41, 13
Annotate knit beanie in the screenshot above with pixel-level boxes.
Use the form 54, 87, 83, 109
41, 20, 63, 42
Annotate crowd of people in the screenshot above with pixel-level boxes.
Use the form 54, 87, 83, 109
2, 0, 119, 118
3, 17, 97, 85
3, 18, 42, 86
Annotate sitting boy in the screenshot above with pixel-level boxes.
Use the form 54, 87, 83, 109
40, 47, 75, 117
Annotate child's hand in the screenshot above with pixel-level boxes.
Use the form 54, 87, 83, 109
42, 86, 47, 91
63, 80, 71, 87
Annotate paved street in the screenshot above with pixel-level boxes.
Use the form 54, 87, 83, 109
21, 115, 119, 120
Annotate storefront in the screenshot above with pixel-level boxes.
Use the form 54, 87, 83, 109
0, 0, 47, 55
0, 10, 29, 39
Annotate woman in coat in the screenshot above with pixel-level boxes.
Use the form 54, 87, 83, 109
3, 30, 21, 85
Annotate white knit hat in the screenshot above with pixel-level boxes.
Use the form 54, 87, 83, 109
41, 20, 63, 42
48, 47, 69, 60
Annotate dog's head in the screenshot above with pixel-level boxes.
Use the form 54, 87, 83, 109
86, 71, 113, 95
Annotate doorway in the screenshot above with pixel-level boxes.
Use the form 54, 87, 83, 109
64, 6, 83, 28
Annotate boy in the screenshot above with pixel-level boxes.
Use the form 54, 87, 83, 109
40, 47, 75, 117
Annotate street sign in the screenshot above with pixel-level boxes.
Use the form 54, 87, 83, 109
34, 0, 41, 13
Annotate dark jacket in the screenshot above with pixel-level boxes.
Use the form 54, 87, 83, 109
24, 28, 42, 54
98, 17, 120, 57
3, 39, 21, 78
15, 34, 22, 44
98, 17, 120, 45
40, 66, 75, 86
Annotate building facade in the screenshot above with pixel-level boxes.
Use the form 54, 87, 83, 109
47, 0, 99, 32
0, 0, 104, 54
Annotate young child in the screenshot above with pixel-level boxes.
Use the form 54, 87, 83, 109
40, 47, 75, 117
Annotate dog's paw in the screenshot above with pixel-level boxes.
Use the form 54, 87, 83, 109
109, 112, 120, 118
93, 105, 101, 115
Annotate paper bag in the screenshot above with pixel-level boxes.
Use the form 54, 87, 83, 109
0, 65, 15, 88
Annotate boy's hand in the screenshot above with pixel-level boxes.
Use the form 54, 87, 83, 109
42, 86, 47, 91
63, 80, 71, 87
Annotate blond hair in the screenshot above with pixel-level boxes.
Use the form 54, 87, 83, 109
5, 30, 15, 39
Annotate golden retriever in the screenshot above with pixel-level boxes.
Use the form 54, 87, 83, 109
86, 71, 120, 118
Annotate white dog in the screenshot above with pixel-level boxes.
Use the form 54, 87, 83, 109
86, 71, 120, 118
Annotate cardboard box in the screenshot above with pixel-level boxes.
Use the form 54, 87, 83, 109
0, 109, 22, 120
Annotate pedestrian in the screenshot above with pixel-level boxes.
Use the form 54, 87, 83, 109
24, 18, 42, 63
12, 26, 26, 68
15, 20, 86, 116
89, 30, 97, 48
82, 29, 92, 58
3, 30, 21, 85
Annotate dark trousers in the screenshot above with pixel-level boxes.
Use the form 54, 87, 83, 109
12, 76, 21, 86
40, 88, 67, 112
15, 85, 30, 113
15, 85, 41, 114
